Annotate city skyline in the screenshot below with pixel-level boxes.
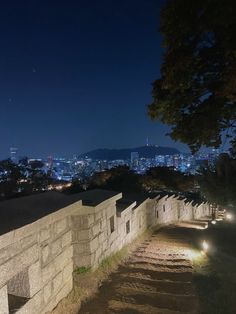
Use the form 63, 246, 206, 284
0, 0, 190, 159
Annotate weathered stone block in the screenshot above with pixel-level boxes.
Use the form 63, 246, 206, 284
0, 244, 38, 287
43, 281, 52, 304
15, 290, 43, 314
42, 244, 50, 265
20, 233, 37, 250
40, 227, 51, 243
61, 231, 72, 248
28, 261, 42, 297
0, 285, 9, 314
54, 218, 67, 236
92, 223, 101, 237
42, 262, 55, 285
87, 214, 95, 226
52, 271, 63, 293
73, 253, 93, 268
7, 267, 30, 298
72, 229, 92, 242
41, 279, 73, 314
90, 237, 99, 253
71, 215, 88, 229
73, 242, 90, 255
52, 238, 62, 257
62, 261, 73, 282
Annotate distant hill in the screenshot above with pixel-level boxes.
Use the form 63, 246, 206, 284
79, 146, 180, 160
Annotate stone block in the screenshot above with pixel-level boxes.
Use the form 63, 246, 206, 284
52, 271, 63, 293
41, 279, 73, 314
87, 214, 95, 226
0, 285, 9, 314
43, 281, 52, 304
61, 231, 72, 248
92, 223, 101, 237
42, 262, 55, 285
95, 211, 102, 221
72, 229, 92, 241
40, 227, 51, 243
0, 244, 38, 287
71, 215, 88, 229
90, 237, 99, 253
73, 242, 90, 255
95, 247, 102, 262
42, 245, 50, 264
73, 253, 93, 268
54, 218, 67, 236
20, 233, 37, 250
62, 261, 73, 282
28, 261, 42, 297
7, 267, 30, 298
98, 232, 106, 244
52, 238, 62, 257
15, 290, 43, 314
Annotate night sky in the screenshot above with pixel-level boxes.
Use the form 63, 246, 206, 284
0, 0, 188, 159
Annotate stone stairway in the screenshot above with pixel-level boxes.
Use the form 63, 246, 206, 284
79, 226, 199, 314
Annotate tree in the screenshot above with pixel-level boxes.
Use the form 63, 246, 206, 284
198, 154, 236, 211
148, 0, 236, 153
143, 167, 194, 192
88, 166, 143, 193
0, 159, 25, 199
26, 160, 51, 192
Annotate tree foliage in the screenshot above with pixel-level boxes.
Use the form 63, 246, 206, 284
88, 166, 194, 194
0, 159, 24, 198
88, 166, 143, 193
198, 154, 236, 210
143, 167, 194, 192
0, 158, 52, 200
148, 0, 236, 153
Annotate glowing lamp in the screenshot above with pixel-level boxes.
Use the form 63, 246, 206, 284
202, 240, 209, 252
226, 213, 233, 220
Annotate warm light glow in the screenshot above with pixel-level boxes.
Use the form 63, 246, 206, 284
187, 249, 202, 260
202, 240, 209, 252
226, 213, 233, 220
211, 220, 216, 225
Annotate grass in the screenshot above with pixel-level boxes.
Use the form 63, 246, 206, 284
192, 221, 236, 314
74, 266, 91, 274
98, 247, 128, 273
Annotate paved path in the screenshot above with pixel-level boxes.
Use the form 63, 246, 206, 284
79, 226, 199, 314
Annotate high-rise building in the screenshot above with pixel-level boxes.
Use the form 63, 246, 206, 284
10, 147, 18, 163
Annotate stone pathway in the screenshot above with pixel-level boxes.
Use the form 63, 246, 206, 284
79, 226, 199, 314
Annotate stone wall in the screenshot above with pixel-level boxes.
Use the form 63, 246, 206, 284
0, 200, 82, 314
0, 190, 211, 314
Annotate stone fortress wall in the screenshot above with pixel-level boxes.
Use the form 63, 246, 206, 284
0, 190, 210, 314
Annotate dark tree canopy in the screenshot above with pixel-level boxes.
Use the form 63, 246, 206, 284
143, 167, 194, 192
149, 0, 236, 153
198, 154, 236, 210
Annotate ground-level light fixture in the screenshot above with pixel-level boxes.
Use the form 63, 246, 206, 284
226, 213, 233, 220
211, 220, 217, 225
202, 240, 209, 253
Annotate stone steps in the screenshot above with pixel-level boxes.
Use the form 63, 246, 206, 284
112, 290, 198, 313
108, 299, 197, 314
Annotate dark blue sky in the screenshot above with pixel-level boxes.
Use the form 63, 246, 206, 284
0, 0, 188, 159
